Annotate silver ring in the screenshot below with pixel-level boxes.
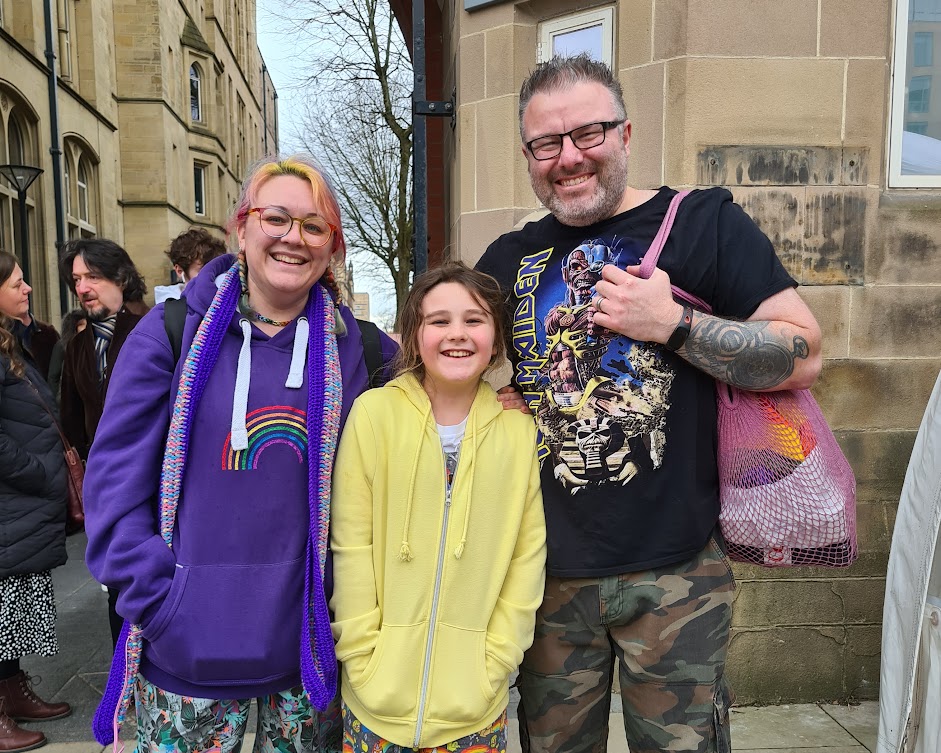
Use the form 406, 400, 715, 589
595, 296, 604, 313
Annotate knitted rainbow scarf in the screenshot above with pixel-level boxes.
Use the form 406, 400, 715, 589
92, 261, 342, 746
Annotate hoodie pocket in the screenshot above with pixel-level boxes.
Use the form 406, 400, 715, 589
142, 564, 188, 643
350, 623, 423, 720
427, 623, 494, 725
144, 557, 305, 685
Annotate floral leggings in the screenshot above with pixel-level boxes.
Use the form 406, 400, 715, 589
341, 703, 507, 753
134, 674, 342, 753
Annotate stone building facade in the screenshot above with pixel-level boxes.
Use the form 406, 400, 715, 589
0, 0, 276, 320
392, 0, 941, 703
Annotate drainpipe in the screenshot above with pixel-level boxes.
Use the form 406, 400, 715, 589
42, 0, 68, 314
273, 90, 279, 153
262, 62, 268, 155
411, 0, 452, 277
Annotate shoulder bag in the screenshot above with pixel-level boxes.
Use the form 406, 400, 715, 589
638, 190, 858, 568
26, 379, 85, 535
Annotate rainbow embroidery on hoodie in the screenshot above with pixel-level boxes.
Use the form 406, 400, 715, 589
221, 405, 307, 470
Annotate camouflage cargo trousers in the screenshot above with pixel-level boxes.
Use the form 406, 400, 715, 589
517, 537, 735, 753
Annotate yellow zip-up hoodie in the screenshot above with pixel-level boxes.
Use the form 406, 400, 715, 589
330, 373, 546, 748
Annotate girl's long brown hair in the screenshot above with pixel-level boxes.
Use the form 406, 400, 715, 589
394, 262, 509, 383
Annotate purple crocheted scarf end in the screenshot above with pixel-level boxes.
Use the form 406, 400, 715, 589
92, 619, 132, 745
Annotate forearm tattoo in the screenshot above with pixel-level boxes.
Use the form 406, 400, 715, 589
681, 317, 809, 390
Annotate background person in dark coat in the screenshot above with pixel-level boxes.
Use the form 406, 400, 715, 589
45, 310, 86, 403
0, 259, 72, 752
57, 238, 148, 650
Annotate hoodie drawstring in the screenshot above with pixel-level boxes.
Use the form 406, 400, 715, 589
231, 317, 310, 450
230, 320, 253, 450
399, 401, 433, 561
453, 408, 478, 559
286, 317, 310, 388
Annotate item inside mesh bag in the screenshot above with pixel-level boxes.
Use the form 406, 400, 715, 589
717, 387, 857, 568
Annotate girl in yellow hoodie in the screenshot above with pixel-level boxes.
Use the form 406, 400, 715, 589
330, 263, 546, 753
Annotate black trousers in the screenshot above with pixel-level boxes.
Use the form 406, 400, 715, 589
107, 587, 122, 649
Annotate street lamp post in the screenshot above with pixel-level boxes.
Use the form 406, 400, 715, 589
0, 164, 44, 286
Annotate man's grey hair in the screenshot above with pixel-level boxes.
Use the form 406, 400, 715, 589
518, 54, 628, 140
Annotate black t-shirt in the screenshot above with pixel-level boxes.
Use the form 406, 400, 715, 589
477, 187, 796, 577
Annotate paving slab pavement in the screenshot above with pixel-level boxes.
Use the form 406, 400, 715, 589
30, 536, 880, 753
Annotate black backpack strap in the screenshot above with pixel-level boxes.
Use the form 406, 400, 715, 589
355, 318, 385, 389
164, 296, 187, 364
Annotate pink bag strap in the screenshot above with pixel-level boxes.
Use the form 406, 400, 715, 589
637, 189, 712, 313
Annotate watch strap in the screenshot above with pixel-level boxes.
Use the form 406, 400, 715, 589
665, 304, 694, 351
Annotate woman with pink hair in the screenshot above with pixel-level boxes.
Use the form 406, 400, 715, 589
84, 154, 398, 753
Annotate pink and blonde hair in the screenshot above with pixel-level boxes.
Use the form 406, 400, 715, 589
227, 154, 347, 303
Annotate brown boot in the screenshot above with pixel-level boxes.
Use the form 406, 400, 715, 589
0, 673, 70, 723
0, 705, 44, 752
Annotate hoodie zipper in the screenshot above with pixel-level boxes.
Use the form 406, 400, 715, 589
413, 451, 458, 747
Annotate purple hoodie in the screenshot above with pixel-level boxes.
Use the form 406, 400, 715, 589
84, 254, 397, 700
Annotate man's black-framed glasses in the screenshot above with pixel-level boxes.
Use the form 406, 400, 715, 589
525, 120, 624, 161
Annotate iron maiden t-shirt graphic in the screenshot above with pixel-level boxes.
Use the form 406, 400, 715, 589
515, 236, 675, 493
477, 187, 796, 576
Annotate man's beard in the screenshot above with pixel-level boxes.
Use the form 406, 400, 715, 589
83, 302, 117, 321
532, 148, 629, 227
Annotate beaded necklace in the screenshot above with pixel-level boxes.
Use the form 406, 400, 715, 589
249, 311, 291, 327
237, 251, 294, 327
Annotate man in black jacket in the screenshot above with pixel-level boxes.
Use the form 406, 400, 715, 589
58, 237, 148, 647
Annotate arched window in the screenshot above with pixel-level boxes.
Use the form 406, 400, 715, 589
0, 106, 42, 306
64, 140, 98, 240
190, 64, 202, 122
8, 116, 24, 164
76, 157, 89, 222
63, 155, 72, 217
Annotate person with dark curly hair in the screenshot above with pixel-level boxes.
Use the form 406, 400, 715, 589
58, 238, 149, 649
154, 228, 229, 303
57, 238, 148, 460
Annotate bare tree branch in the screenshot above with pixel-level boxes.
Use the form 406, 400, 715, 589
273, 0, 414, 325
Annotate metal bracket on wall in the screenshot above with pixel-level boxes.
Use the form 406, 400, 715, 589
414, 96, 455, 128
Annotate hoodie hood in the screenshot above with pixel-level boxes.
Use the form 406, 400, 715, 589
383, 373, 503, 561
383, 372, 503, 427
185, 253, 236, 317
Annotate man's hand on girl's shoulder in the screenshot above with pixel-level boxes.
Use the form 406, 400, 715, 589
496, 385, 531, 414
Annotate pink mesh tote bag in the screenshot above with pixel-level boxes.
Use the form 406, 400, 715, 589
639, 190, 858, 568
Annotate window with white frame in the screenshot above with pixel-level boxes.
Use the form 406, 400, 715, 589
0, 105, 42, 272
194, 163, 207, 216
190, 64, 203, 122
915, 31, 934, 66
64, 140, 98, 239
538, 7, 614, 69
76, 158, 89, 222
56, 0, 72, 80
890, 0, 941, 185
63, 156, 71, 217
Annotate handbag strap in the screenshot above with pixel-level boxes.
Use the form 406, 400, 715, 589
636, 189, 712, 313
24, 377, 73, 451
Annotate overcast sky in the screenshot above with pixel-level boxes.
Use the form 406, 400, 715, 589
255, 0, 397, 324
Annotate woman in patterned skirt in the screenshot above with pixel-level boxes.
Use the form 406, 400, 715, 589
0, 251, 72, 752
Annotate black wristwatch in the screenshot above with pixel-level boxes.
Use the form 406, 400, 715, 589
665, 304, 694, 351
